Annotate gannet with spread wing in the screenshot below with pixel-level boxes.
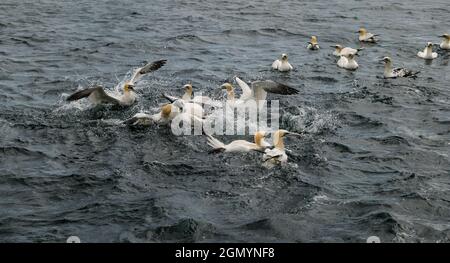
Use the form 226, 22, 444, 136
67, 59, 166, 106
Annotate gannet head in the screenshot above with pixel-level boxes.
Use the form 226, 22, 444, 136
183, 84, 193, 95
281, 53, 288, 61
346, 53, 356, 60
123, 83, 135, 93
333, 44, 343, 52
381, 56, 392, 64
441, 33, 450, 40
221, 83, 234, 92
254, 131, 268, 147
161, 104, 172, 118
358, 28, 367, 37
310, 36, 318, 44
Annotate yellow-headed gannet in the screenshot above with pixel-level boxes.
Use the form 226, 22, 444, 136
272, 53, 293, 72
66, 59, 166, 106
123, 99, 204, 126
381, 57, 419, 79
439, 34, 450, 50
206, 131, 271, 153
307, 36, 320, 50
358, 28, 378, 43
262, 129, 302, 168
337, 53, 359, 70
417, 42, 438, 59
123, 103, 178, 126
332, 45, 363, 57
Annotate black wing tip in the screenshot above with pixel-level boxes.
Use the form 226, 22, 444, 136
208, 148, 225, 154
162, 93, 177, 103
278, 82, 299, 95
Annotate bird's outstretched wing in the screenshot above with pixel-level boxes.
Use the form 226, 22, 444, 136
129, 59, 167, 84
235, 77, 252, 100
163, 93, 179, 103
66, 86, 120, 104
123, 113, 152, 126
251, 80, 298, 101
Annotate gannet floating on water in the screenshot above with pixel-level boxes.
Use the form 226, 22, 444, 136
417, 42, 438, 59
66, 59, 166, 106
381, 57, 419, 79
272, 53, 293, 72
337, 53, 359, 70
307, 36, 320, 50
439, 34, 450, 50
163, 84, 213, 105
262, 129, 302, 168
358, 28, 378, 43
221, 77, 298, 108
332, 45, 363, 57
206, 131, 270, 153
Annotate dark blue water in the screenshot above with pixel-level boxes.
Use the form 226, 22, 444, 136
0, 0, 449, 242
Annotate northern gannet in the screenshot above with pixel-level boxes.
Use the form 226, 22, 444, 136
123, 103, 178, 126
164, 84, 213, 105
439, 34, 450, 50
123, 99, 203, 126
307, 36, 320, 50
337, 53, 359, 70
417, 42, 438, 59
66, 59, 166, 106
381, 56, 419, 79
332, 45, 363, 57
262, 129, 302, 168
221, 77, 299, 107
206, 131, 271, 153
358, 28, 378, 43
272, 53, 293, 72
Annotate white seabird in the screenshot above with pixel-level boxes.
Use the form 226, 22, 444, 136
417, 42, 438, 59
381, 56, 419, 79
66, 59, 166, 106
307, 36, 320, 50
358, 28, 378, 43
206, 130, 271, 153
221, 77, 298, 108
332, 45, 363, 57
123, 103, 178, 126
262, 129, 302, 168
123, 99, 204, 126
272, 53, 293, 72
439, 34, 450, 50
337, 53, 359, 70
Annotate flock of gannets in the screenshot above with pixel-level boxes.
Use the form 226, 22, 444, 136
65, 29, 450, 168
276, 28, 449, 72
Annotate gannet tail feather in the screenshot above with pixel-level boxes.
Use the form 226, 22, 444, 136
206, 134, 226, 151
